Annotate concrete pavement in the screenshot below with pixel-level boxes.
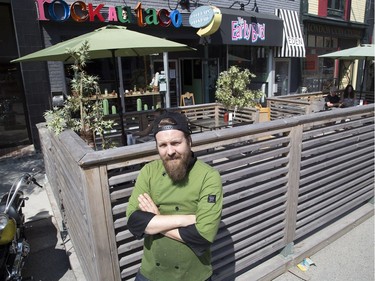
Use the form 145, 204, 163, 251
273, 216, 374, 281
0, 149, 78, 281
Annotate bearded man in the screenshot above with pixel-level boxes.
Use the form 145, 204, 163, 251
126, 111, 223, 281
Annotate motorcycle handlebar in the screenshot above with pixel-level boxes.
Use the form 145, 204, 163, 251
4, 172, 43, 213
31, 178, 43, 188
24, 172, 43, 188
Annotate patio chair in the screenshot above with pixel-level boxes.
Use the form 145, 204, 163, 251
180, 92, 195, 106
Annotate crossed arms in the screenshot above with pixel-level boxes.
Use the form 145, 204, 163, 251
127, 193, 213, 256
137, 193, 195, 242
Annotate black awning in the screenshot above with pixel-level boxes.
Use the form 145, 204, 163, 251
209, 8, 283, 46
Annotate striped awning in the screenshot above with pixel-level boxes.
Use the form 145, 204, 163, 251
275, 9, 306, 58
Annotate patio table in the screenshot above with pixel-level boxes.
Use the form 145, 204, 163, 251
189, 117, 243, 132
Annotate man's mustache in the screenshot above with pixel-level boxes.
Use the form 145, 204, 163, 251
166, 156, 181, 161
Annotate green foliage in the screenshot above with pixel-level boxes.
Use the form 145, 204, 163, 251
215, 66, 263, 109
44, 41, 114, 149
70, 41, 99, 99
44, 106, 78, 135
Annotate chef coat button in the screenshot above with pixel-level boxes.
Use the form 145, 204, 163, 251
156, 263, 160, 266
175, 266, 179, 269
175, 206, 179, 211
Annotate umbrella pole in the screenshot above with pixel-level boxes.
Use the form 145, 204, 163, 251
112, 50, 127, 146
163, 52, 170, 108
117, 57, 126, 113
359, 59, 367, 101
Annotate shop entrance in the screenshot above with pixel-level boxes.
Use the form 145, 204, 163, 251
275, 59, 290, 95
181, 59, 203, 104
180, 58, 219, 104
152, 59, 179, 107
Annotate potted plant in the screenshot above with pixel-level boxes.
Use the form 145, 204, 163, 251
215, 65, 263, 119
44, 41, 114, 149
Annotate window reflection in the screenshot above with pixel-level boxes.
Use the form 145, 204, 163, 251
227, 45, 268, 91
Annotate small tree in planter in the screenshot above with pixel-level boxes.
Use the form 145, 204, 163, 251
44, 41, 114, 149
215, 65, 263, 117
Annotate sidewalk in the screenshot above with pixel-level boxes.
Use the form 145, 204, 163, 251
0, 145, 78, 281
1, 145, 373, 281
273, 216, 374, 281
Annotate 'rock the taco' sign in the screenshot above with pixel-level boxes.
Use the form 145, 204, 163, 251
35, 0, 183, 28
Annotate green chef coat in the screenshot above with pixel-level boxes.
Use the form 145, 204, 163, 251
126, 158, 223, 281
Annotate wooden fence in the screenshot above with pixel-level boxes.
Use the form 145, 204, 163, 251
37, 104, 374, 281
266, 90, 372, 120
267, 92, 328, 120
95, 103, 259, 148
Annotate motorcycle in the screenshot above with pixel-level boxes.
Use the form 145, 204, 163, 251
0, 172, 42, 281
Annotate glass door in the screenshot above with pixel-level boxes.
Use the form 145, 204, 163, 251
275, 59, 290, 96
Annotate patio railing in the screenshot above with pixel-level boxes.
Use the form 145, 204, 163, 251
95, 103, 259, 148
267, 91, 339, 120
37, 104, 374, 281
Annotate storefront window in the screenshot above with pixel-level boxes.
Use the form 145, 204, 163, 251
307, 35, 315, 47
316, 36, 324, 48
302, 46, 337, 92
327, 0, 344, 17
332, 37, 338, 48
324, 37, 331, 48
0, 4, 29, 147
321, 58, 334, 75
227, 45, 268, 89
328, 0, 344, 10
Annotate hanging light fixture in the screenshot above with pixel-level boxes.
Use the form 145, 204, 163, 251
229, 0, 252, 11
251, 0, 259, 12
179, 0, 190, 10
167, 0, 193, 11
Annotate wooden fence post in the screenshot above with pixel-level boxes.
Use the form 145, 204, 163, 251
82, 166, 121, 281
281, 124, 303, 257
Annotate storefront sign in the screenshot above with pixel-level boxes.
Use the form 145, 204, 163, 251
189, 6, 222, 37
189, 6, 214, 28
306, 23, 363, 39
231, 17, 265, 43
209, 8, 283, 46
287, 37, 304, 47
35, 0, 183, 28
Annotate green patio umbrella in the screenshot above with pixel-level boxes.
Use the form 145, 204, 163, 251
319, 44, 374, 60
319, 44, 375, 99
12, 25, 194, 145
11, 25, 194, 62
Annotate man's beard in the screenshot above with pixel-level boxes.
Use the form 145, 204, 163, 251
162, 152, 191, 183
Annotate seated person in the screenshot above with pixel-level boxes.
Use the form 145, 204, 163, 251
341, 84, 357, 107
133, 108, 166, 137
325, 88, 341, 109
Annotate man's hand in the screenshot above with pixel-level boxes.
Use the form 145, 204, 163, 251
138, 193, 160, 215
